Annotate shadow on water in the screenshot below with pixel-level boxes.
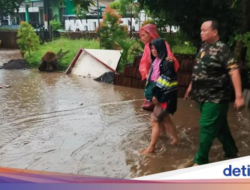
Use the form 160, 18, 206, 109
0, 69, 249, 178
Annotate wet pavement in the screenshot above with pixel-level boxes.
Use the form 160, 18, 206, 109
0, 68, 249, 178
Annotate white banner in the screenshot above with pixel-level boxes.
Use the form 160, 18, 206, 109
135, 156, 250, 180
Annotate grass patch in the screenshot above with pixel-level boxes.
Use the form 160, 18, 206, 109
24, 37, 196, 72
172, 44, 197, 55
25, 38, 99, 70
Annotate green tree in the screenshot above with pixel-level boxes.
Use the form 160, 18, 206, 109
50, 19, 62, 31
99, 6, 128, 49
115, 38, 142, 72
71, 0, 94, 10
233, 0, 250, 66
71, 0, 94, 19
139, 0, 250, 86
0, 0, 23, 16
75, 4, 88, 19
110, 0, 141, 37
109, 0, 121, 10
138, 0, 242, 48
99, 6, 143, 72
120, 0, 141, 37
17, 22, 40, 56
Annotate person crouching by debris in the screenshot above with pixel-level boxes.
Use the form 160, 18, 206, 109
141, 38, 179, 154
38, 51, 58, 72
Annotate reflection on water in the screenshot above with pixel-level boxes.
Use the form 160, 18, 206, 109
0, 69, 249, 178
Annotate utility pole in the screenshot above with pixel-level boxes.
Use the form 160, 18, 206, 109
130, 0, 133, 38
43, 0, 50, 30
97, 0, 101, 49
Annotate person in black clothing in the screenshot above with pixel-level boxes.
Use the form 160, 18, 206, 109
141, 38, 179, 154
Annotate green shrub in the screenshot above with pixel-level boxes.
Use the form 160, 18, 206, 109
115, 38, 142, 72
161, 31, 189, 47
142, 20, 156, 26
160, 31, 197, 55
50, 20, 62, 31
99, 6, 128, 49
235, 32, 250, 69
109, 0, 121, 10
17, 22, 40, 56
172, 43, 197, 55
75, 4, 88, 19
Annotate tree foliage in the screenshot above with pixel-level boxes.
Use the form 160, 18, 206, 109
71, 0, 94, 10
109, 0, 140, 17
99, 7, 128, 49
138, 0, 242, 47
0, 0, 24, 16
109, 0, 121, 10
17, 22, 40, 56
120, 0, 140, 17
50, 19, 62, 31
99, 6, 142, 71
71, 0, 95, 19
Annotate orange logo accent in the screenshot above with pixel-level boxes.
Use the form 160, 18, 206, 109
200, 51, 205, 58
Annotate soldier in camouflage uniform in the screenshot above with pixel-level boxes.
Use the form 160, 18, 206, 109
184, 20, 245, 165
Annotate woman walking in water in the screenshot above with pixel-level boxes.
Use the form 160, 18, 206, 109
141, 38, 179, 154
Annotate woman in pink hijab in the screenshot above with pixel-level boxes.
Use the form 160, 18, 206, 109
139, 24, 180, 145
139, 24, 179, 110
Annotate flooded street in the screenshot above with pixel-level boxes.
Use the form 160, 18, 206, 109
0, 49, 22, 66
0, 68, 249, 178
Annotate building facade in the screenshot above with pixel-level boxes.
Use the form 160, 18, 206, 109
18, 0, 107, 28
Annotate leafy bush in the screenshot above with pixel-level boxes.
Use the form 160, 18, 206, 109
235, 32, 250, 69
142, 20, 156, 26
50, 20, 62, 31
99, 6, 144, 72
115, 38, 142, 72
75, 4, 88, 19
161, 31, 188, 46
109, 0, 121, 10
99, 6, 128, 49
172, 43, 197, 55
17, 22, 40, 56
159, 30, 197, 55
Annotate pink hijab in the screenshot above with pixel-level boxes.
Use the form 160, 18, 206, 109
139, 24, 179, 80
139, 24, 160, 43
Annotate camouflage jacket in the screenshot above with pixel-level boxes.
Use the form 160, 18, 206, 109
192, 40, 238, 103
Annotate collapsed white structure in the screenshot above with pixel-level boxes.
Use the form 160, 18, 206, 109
65, 48, 121, 78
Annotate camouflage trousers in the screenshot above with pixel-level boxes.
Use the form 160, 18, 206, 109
194, 102, 238, 165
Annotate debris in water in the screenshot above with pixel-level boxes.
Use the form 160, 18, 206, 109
0, 59, 29, 70
94, 72, 115, 84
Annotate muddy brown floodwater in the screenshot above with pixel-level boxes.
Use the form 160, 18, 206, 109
0, 49, 22, 66
0, 69, 249, 178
